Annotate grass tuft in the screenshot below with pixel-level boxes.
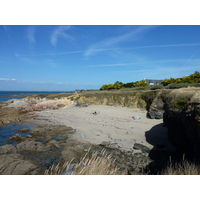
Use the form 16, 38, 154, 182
45, 148, 125, 175
161, 160, 200, 175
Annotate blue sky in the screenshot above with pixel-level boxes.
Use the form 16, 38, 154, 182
1, 25, 200, 91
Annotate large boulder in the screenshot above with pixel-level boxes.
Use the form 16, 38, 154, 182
148, 97, 164, 119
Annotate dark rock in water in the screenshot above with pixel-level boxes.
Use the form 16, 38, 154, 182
7, 134, 26, 143
17, 139, 50, 152
0, 154, 40, 175
133, 143, 151, 153
14, 128, 29, 133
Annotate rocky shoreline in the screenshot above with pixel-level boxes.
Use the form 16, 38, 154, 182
0, 94, 160, 174
1, 87, 199, 175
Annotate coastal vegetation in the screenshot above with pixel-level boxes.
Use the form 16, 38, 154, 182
161, 71, 200, 86
45, 148, 124, 175
100, 80, 148, 90
45, 148, 200, 175
1, 75, 200, 175
161, 160, 200, 175
99, 71, 200, 90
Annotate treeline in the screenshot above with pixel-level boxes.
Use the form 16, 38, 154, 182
100, 80, 148, 90
100, 71, 200, 90
161, 71, 200, 86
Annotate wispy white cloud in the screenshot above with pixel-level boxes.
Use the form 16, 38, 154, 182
15, 50, 84, 57
84, 26, 156, 57
85, 42, 200, 58
50, 26, 74, 47
42, 59, 58, 68
125, 43, 200, 50
0, 78, 16, 81
15, 43, 200, 58
112, 65, 199, 80
27, 26, 36, 44
3, 25, 11, 44
87, 58, 199, 68
176, 47, 200, 76
15, 55, 59, 69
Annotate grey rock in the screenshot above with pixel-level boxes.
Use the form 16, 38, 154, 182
133, 143, 151, 153
0, 145, 17, 155
148, 97, 164, 119
17, 139, 50, 151
0, 154, 39, 175
47, 140, 60, 149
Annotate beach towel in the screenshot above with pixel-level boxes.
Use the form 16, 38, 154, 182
132, 115, 140, 120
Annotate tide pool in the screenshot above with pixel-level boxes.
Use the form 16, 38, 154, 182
0, 123, 35, 146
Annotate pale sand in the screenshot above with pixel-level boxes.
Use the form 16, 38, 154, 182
28, 105, 175, 152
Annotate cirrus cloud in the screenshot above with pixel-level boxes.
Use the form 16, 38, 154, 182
50, 25, 74, 47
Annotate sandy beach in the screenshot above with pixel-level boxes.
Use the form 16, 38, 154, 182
25, 104, 175, 152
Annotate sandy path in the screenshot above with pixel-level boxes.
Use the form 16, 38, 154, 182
28, 105, 175, 152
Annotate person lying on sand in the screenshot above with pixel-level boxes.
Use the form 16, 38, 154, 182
92, 110, 99, 115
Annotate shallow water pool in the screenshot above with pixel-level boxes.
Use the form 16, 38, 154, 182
0, 123, 35, 146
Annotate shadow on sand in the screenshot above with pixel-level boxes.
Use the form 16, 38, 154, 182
145, 123, 178, 174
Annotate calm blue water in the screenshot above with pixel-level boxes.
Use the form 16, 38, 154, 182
0, 91, 71, 102
0, 91, 71, 147
0, 123, 35, 146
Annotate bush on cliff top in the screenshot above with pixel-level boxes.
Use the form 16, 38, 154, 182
100, 80, 148, 90
161, 71, 200, 86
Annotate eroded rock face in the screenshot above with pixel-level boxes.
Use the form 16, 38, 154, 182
163, 88, 200, 162
148, 97, 164, 119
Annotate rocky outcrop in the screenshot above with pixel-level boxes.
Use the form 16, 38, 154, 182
0, 144, 40, 175
17, 139, 50, 152
162, 87, 200, 162
7, 134, 27, 143
141, 91, 165, 119
0, 96, 74, 126
0, 154, 40, 175
0, 144, 17, 155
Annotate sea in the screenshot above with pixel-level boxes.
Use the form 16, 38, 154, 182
0, 91, 71, 147
0, 91, 72, 102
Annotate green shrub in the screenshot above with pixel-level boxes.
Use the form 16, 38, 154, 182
171, 99, 188, 109
165, 83, 189, 89
161, 71, 200, 86
133, 80, 148, 87
150, 85, 164, 90
190, 83, 200, 87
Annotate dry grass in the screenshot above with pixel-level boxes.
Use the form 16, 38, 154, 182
161, 160, 200, 175
45, 148, 125, 175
